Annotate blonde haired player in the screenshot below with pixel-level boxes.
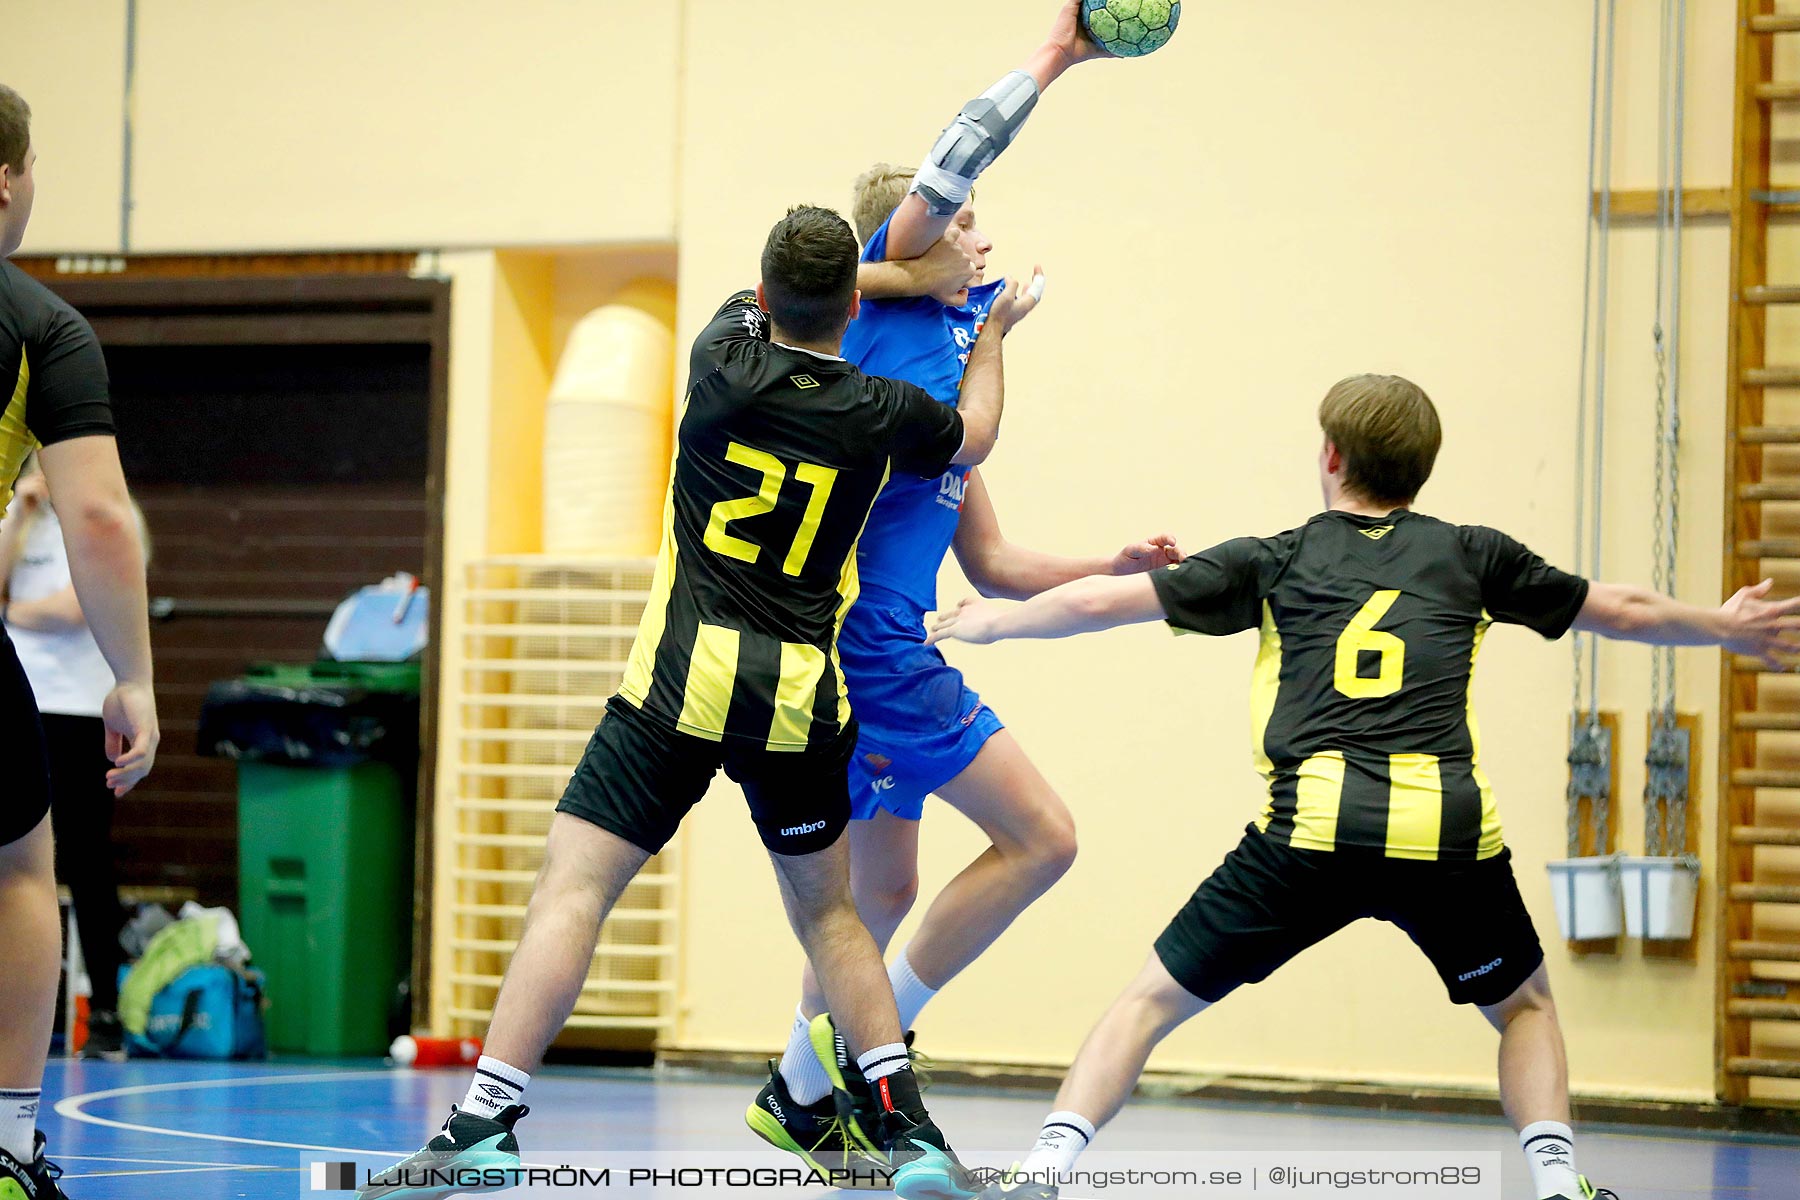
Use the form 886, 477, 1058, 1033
748, 9, 1180, 1198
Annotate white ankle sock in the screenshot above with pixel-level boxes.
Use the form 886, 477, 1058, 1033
1519, 1120, 1580, 1199
460, 1055, 530, 1120
778, 1007, 833, 1106
0, 1089, 39, 1162
1020, 1110, 1096, 1177
889, 949, 939, 1030
855, 1042, 911, 1083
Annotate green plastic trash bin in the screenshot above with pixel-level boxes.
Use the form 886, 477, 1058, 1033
223, 661, 419, 1056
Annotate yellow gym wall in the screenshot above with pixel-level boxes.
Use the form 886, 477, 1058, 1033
3, 0, 1746, 1101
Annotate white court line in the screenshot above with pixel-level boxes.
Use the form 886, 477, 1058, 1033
56, 1154, 262, 1167
54, 1069, 405, 1157
64, 1165, 290, 1179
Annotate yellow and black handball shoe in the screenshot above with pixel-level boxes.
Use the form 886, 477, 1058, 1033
0, 1132, 69, 1200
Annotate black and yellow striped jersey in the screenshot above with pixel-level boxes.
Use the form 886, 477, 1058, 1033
0, 263, 116, 517
1151, 509, 1589, 861
618, 291, 965, 751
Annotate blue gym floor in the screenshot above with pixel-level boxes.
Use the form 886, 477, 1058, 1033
36, 1058, 1800, 1198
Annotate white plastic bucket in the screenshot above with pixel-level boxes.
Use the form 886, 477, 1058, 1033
1546, 855, 1623, 940
1619, 855, 1700, 940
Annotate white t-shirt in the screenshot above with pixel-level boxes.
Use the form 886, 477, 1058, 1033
6, 506, 115, 718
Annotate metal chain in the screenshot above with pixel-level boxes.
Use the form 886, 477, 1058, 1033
1587, 0, 1617, 726
1643, 0, 1689, 858
1571, 0, 1604, 726
1664, 0, 1686, 724
1566, 0, 1618, 859
1649, 0, 1671, 721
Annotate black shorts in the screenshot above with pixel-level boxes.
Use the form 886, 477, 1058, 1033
555, 696, 856, 857
0, 630, 52, 847
1154, 825, 1545, 1008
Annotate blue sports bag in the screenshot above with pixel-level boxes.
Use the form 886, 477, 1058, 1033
125, 964, 268, 1060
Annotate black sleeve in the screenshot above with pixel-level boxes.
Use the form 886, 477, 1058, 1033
25, 304, 114, 446
870, 376, 964, 478
1459, 525, 1590, 639
688, 290, 770, 382
1149, 537, 1271, 636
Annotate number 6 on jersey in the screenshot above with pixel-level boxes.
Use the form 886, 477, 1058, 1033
1334, 589, 1405, 699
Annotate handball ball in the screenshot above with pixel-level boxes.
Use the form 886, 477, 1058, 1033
1082, 0, 1180, 58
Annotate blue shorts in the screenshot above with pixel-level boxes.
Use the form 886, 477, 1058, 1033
841, 599, 1006, 822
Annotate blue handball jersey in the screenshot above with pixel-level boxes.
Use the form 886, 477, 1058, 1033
841, 212, 1004, 614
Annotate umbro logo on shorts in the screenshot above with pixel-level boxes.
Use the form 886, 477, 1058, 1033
1457, 957, 1503, 982
780, 820, 827, 837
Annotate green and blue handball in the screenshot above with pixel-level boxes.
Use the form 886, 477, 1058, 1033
1081, 0, 1180, 58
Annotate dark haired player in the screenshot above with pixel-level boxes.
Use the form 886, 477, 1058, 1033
360, 205, 1030, 1199
929, 375, 1799, 1200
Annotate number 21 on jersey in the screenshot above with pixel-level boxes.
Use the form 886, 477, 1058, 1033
703, 441, 839, 576
1334, 589, 1405, 698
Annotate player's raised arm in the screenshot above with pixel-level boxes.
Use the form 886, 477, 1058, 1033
884, 0, 1110, 262
1573, 579, 1800, 669
690, 289, 770, 378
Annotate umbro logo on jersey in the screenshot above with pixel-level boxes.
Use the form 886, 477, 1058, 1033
1359, 525, 1395, 540
790, 374, 821, 390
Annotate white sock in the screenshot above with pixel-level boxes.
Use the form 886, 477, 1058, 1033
1020, 1110, 1096, 1178
889, 949, 940, 1030
778, 1007, 833, 1106
0, 1089, 39, 1162
1519, 1120, 1580, 1199
856, 1042, 912, 1084
460, 1055, 530, 1120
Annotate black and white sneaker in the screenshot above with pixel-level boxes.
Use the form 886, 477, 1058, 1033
355, 1104, 526, 1199
1551, 1180, 1618, 1200
0, 1132, 70, 1200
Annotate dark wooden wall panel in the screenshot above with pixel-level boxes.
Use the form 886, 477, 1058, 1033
121, 484, 428, 905
30, 271, 449, 983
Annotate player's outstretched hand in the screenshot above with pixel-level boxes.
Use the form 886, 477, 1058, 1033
1112, 534, 1184, 575
102, 680, 160, 796
1720, 578, 1800, 670
986, 265, 1047, 336
927, 596, 1006, 647
1047, 0, 1116, 65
